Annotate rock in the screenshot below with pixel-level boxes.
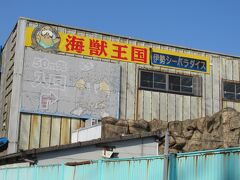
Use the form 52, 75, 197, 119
182, 129, 194, 139
129, 126, 148, 134
169, 121, 182, 137
101, 124, 128, 139
115, 119, 128, 127
205, 117, 215, 133
102, 117, 117, 125
100, 108, 240, 152
222, 108, 239, 124
128, 119, 149, 130
196, 117, 206, 133
182, 119, 197, 139
191, 130, 202, 140
169, 136, 176, 147
202, 131, 222, 150
149, 119, 168, 132
229, 115, 240, 131
182, 119, 197, 131
183, 140, 202, 152
173, 137, 186, 150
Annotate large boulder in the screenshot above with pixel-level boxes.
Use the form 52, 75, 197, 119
101, 124, 128, 139
149, 119, 168, 132
101, 117, 118, 125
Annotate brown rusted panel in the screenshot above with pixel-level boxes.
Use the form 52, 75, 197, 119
60, 117, 71, 145
29, 114, 41, 149
18, 114, 31, 150
50, 116, 61, 146
40, 115, 51, 148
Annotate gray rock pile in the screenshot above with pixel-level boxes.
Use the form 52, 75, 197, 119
101, 108, 240, 153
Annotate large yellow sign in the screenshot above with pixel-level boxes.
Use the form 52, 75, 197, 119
25, 26, 150, 65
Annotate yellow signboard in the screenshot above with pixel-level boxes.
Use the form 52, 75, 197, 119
151, 49, 210, 74
25, 26, 150, 65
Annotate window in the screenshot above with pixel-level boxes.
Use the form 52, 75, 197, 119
139, 70, 201, 96
223, 81, 240, 101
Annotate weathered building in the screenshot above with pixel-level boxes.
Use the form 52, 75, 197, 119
0, 17, 240, 154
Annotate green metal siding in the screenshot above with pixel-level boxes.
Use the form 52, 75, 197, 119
0, 147, 240, 180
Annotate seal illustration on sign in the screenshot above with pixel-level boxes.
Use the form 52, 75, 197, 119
32, 25, 60, 52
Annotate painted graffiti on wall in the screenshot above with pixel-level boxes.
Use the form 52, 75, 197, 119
21, 48, 120, 119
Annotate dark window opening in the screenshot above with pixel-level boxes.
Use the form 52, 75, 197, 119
224, 81, 240, 101
139, 70, 201, 96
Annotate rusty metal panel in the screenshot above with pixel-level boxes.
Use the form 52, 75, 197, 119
21, 48, 120, 119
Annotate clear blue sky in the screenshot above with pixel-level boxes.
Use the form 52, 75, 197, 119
1, 0, 240, 56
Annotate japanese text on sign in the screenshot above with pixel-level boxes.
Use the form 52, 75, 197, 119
151, 49, 210, 73
25, 26, 149, 65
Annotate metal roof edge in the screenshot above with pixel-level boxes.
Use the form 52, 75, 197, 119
176, 146, 240, 157
0, 131, 163, 162
19, 17, 240, 59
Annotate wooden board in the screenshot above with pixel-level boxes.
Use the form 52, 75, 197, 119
212, 56, 220, 114
143, 90, 152, 121
29, 114, 41, 149
167, 94, 176, 122
205, 57, 213, 116
71, 118, 82, 132
60, 117, 71, 145
126, 63, 136, 120
175, 94, 183, 121
18, 114, 31, 150
151, 91, 160, 120
40, 115, 51, 148
137, 90, 144, 120
50, 117, 61, 146
160, 93, 168, 121
119, 62, 128, 120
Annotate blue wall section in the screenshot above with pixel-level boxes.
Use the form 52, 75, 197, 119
0, 147, 240, 180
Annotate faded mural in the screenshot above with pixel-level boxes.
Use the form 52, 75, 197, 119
21, 48, 121, 119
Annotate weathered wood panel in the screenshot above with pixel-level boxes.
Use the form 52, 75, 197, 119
143, 90, 152, 121
50, 117, 61, 146
233, 59, 240, 111
18, 114, 31, 150
29, 114, 41, 149
137, 90, 144, 120
160, 93, 168, 121
205, 57, 213, 116
225, 58, 234, 108
119, 62, 128, 120
126, 63, 136, 120
71, 118, 82, 132
175, 95, 183, 121
40, 116, 51, 148
167, 94, 176, 122
60, 117, 71, 145
151, 92, 160, 120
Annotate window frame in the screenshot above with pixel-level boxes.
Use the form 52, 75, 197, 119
139, 69, 202, 97
222, 79, 240, 102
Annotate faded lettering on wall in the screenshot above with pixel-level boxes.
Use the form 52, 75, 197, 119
21, 49, 120, 119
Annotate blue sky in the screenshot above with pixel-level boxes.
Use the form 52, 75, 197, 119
1, 0, 240, 56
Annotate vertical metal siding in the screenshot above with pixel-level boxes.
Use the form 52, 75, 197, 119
1, 148, 240, 180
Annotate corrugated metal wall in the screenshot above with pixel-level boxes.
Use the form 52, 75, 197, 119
1, 147, 240, 180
